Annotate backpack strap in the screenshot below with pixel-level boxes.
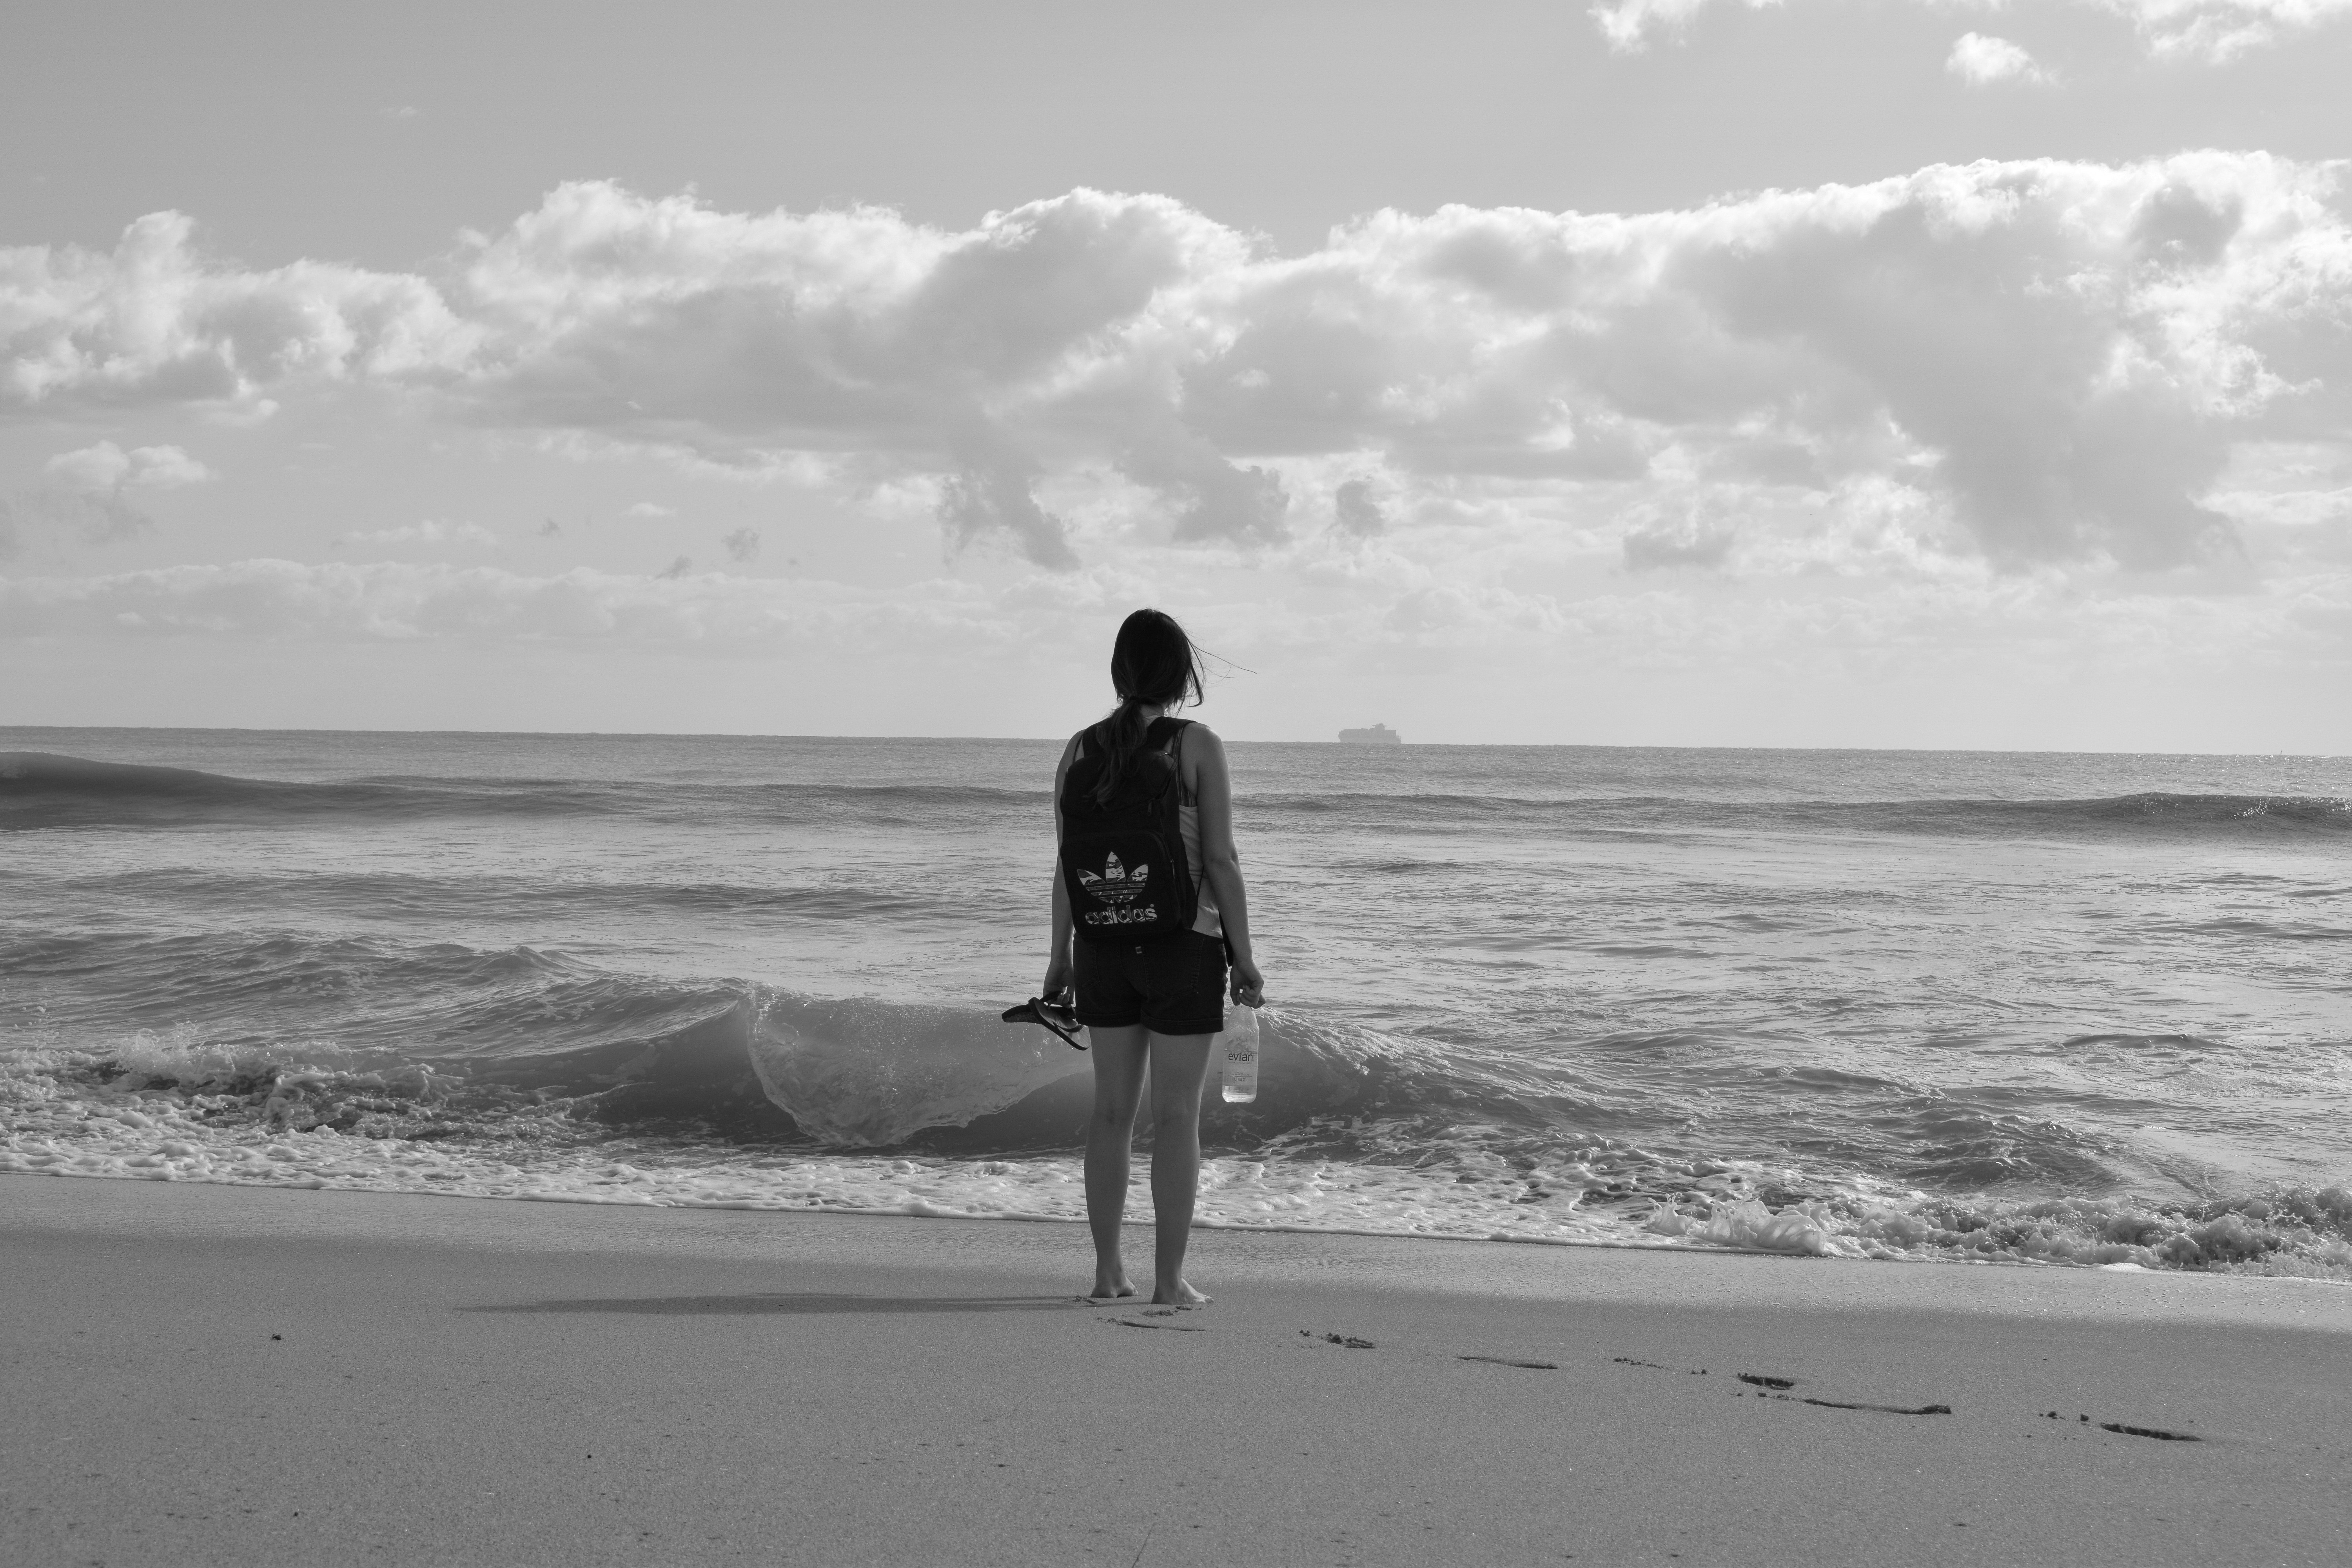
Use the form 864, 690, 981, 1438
1147, 717, 1196, 805
1075, 719, 1189, 760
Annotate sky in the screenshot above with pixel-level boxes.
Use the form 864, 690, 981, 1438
4, 0, 2349, 749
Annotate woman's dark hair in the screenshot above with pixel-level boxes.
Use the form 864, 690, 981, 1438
1090, 608, 1206, 804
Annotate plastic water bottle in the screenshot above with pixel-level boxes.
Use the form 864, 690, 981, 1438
1219, 1005, 1260, 1104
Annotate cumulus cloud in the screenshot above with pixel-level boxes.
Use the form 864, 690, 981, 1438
624, 501, 675, 518
936, 437, 1078, 567
0, 558, 1007, 645
3, 439, 215, 556
44, 441, 214, 491
3, 441, 214, 556
1, 211, 471, 411
1588, 0, 1763, 51
438, 181, 1240, 563
1117, 434, 1289, 546
1622, 504, 1741, 571
721, 527, 760, 563
1593, 0, 2352, 60
6, 157, 2348, 575
0, 488, 153, 555
1331, 478, 1389, 539
2113, 0, 2352, 59
334, 519, 497, 550
1947, 33, 2053, 85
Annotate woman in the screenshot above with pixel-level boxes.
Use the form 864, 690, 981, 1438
1042, 609, 1265, 1306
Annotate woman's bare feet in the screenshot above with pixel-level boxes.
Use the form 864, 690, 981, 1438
1090, 1271, 1136, 1300
1153, 1278, 1211, 1306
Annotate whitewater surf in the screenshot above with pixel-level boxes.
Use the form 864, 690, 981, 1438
5, 729, 2348, 1276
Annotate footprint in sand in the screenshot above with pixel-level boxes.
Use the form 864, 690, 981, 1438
1457, 1355, 1559, 1370
1724, 1371, 1951, 1415
1108, 1316, 1206, 1332
1621, 1358, 1954, 1416
1301, 1330, 1376, 1349
1802, 1396, 1953, 1416
2040, 1413, 2201, 1442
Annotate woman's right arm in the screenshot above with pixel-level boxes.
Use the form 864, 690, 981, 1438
1043, 737, 1077, 1002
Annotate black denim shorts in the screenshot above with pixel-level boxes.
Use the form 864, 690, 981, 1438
1073, 931, 1228, 1037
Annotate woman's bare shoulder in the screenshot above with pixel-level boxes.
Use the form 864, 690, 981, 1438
1179, 720, 1228, 782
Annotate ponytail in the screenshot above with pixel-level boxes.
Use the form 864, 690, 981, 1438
1090, 608, 1206, 806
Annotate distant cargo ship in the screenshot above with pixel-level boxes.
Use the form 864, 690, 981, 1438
1338, 724, 1402, 745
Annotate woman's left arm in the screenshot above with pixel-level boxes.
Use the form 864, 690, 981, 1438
1043, 736, 1077, 1003
1190, 727, 1264, 1006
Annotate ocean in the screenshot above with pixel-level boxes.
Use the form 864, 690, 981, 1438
4, 728, 2348, 1278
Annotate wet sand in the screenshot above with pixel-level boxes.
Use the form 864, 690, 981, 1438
5, 1174, 2347, 1566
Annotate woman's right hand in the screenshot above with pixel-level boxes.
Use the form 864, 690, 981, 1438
1041, 952, 1074, 1005
1229, 955, 1264, 1009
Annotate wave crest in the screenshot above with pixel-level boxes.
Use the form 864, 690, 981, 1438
9, 750, 2346, 839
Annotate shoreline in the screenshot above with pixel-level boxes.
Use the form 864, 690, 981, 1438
8, 1174, 2348, 1566
15, 1163, 2352, 1286
13, 1168, 2341, 1321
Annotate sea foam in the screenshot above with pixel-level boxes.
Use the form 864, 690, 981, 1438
7, 1020, 2348, 1278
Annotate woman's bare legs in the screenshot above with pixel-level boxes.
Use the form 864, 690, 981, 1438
1084, 1024, 1217, 1304
1084, 1024, 1149, 1299
1145, 1029, 1217, 1305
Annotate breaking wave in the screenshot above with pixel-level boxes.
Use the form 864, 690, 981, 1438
0, 752, 1033, 831
4, 945, 2346, 1279
7, 737, 2347, 1281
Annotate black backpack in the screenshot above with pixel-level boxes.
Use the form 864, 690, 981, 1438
1059, 717, 1197, 946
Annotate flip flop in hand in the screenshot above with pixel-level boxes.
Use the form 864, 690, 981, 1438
1001, 996, 1087, 1051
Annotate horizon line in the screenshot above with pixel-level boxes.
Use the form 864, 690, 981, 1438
0, 722, 2337, 760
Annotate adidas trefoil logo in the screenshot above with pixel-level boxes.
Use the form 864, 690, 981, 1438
1078, 853, 1150, 906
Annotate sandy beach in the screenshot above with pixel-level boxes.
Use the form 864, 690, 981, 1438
5, 1175, 2346, 1566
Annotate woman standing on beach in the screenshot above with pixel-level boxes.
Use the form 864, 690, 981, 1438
1042, 609, 1265, 1306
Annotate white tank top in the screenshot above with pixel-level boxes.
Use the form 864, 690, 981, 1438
1178, 802, 1223, 939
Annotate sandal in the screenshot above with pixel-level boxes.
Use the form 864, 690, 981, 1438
1000, 996, 1087, 1051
